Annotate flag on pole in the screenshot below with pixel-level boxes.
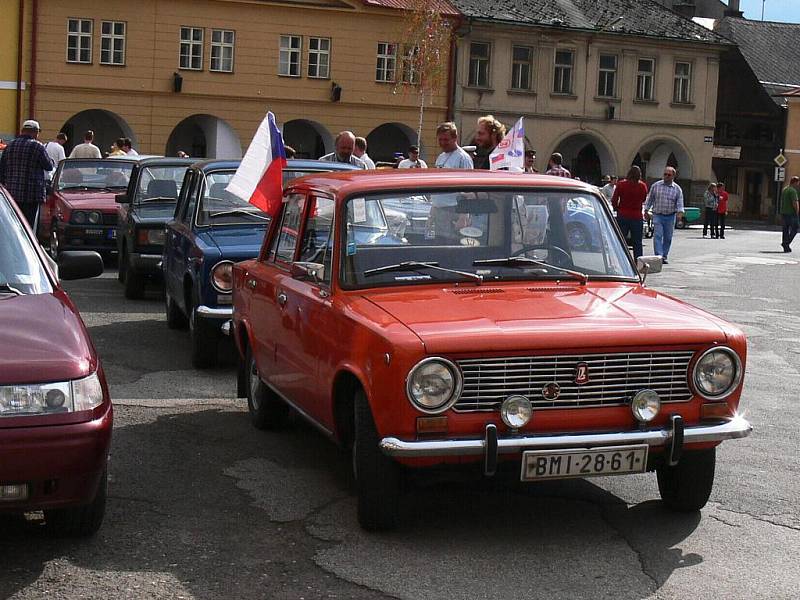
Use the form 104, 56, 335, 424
489, 117, 525, 172
226, 111, 287, 215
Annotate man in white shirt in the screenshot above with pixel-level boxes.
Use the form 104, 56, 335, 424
600, 175, 617, 203
69, 130, 102, 159
398, 145, 428, 169
122, 137, 139, 156
44, 133, 67, 179
434, 122, 473, 169
353, 137, 375, 169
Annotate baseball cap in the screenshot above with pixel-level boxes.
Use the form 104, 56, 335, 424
22, 119, 41, 131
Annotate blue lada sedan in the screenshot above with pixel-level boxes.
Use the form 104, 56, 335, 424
162, 159, 358, 368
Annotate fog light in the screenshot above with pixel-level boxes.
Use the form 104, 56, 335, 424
500, 395, 533, 429
0, 484, 29, 501
631, 390, 660, 423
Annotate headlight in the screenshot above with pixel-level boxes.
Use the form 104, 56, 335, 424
693, 347, 742, 399
500, 395, 532, 429
0, 372, 104, 417
87, 211, 102, 224
137, 228, 166, 246
631, 389, 660, 423
72, 211, 87, 224
211, 261, 234, 293
406, 357, 461, 413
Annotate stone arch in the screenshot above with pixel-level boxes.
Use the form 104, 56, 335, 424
282, 119, 333, 159
165, 114, 242, 159
628, 135, 694, 181
366, 122, 418, 164
548, 129, 618, 186
60, 109, 135, 156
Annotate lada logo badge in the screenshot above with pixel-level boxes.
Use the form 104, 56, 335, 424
575, 362, 590, 385
542, 382, 561, 401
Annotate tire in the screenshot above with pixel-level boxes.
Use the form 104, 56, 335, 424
353, 390, 401, 531
165, 292, 188, 330
45, 470, 107, 537
190, 303, 218, 368
123, 256, 145, 299
566, 222, 590, 250
657, 448, 716, 512
245, 347, 288, 429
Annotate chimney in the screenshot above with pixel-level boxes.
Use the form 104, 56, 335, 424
724, 0, 744, 17
673, 2, 696, 19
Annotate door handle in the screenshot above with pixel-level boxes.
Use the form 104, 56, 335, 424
247, 279, 257, 290
277, 292, 287, 306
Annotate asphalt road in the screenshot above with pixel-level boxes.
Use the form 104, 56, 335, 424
2, 223, 798, 600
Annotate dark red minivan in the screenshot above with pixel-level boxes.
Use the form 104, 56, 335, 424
0, 184, 112, 536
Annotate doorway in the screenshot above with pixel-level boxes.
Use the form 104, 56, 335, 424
744, 170, 763, 216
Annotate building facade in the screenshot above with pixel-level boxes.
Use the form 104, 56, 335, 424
0, 0, 26, 141
17, 0, 452, 162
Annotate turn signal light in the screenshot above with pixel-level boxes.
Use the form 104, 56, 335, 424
701, 402, 731, 420
416, 416, 448, 435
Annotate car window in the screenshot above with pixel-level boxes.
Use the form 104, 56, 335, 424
298, 196, 335, 285
134, 165, 187, 204
0, 191, 52, 295
175, 170, 194, 222
272, 194, 305, 263
196, 170, 268, 226
57, 160, 133, 191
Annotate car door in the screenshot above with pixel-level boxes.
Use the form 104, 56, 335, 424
165, 170, 198, 310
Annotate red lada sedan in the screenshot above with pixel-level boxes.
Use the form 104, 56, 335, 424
1, 185, 112, 536
231, 171, 752, 530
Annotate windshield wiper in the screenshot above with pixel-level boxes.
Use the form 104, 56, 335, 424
0, 282, 24, 296
208, 209, 269, 221
364, 261, 483, 284
473, 256, 588, 285
139, 196, 178, 203
59, 185, 94, 191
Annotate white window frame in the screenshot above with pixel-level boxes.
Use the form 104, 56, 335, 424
673, 61, 692, 104
511, 45, 534, 91
553, 49, 574, 94
100, 20, 126, 66
401, 45, 419, 84
597, 53, 617, 98
636, 57, 655, 101
279, 34, 302, 77
308, 37, 331, 79
468, 41, 491, 88
376, 42, 397, 83
210, 29, 235, 73
67, 18, 93, 64
180, 26, 204, 71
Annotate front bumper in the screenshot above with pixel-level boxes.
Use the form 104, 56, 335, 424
197, 305, 232, 319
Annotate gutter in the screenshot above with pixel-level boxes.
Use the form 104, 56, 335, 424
15, 0, 24, 129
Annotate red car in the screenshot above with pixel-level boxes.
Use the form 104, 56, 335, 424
1, 185, 112, 536
231, 171, 752, 530
40, 157, 136, 258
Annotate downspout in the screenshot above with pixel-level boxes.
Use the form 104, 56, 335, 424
15, 0, 24, 129
446, 15, 465, 121
28, 0, 38, 119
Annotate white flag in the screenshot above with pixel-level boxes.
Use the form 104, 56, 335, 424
489, 117, 525, 171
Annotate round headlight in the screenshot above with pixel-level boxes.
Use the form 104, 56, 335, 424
88, 211, 102, 224
631, 389, 660, 423
45, 389, 66, 408
693, 347, 741, 399
211, 261, 234, 293
406, 358, 461, 413
500, 395, 532, 429
72, 211, 87, 224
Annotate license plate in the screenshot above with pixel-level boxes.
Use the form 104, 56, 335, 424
107, 229, 117, 240
521, 445, 648, 481
84, 228, 103, 236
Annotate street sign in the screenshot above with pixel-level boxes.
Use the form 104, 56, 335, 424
712, 145, 741, 159
704, 136, 714, 143
774, 152, 787, 167
775, 167, 786, 182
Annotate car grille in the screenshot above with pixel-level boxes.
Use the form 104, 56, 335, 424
102, 213, 119, 226
455, 351, 694, 411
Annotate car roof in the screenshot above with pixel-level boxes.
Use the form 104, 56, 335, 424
131, 156, 195, 167
190, 158, 361, 172
284, 169, 599, 198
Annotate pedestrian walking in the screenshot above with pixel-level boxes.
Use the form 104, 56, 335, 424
397, 145, 427, 168
717, 182, 729, 239
545, 152, 572, 178
0, 119, 53, 230
320, 131, 367, 168
780, 176, 799, 252
434, 122, 473, 169
69, 130, 102, 158
472, 115, 505, 170
600, 175, 617, 203
524, 150, 537, 173
702, 182, 719, 238
644, 166, 684, 264
44, 132, 67, 177
611, 166, 648, 259
353, 137, 375, 169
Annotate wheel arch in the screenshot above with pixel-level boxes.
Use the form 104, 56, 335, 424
331, 369, 369, 448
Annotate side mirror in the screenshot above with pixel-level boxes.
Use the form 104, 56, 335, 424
290, 261, 324, 282
115, 193, 129, 204
636, 255, 663, 278
57, 251, 104, 280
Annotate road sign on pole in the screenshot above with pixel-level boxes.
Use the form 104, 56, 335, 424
774, 166, 786, 182
774, 152, 787, 167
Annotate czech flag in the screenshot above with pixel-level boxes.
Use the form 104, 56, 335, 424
226, 111, 287, 215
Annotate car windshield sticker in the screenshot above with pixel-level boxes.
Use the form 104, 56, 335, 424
353, 198, 367, 223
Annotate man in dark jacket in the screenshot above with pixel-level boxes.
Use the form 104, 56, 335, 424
472, 115, 506, 170
0, 119, 53, 230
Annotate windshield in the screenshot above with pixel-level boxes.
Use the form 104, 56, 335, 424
196, 170, 268, 226
0, 192, 52, 295
57, 160, 133, 191
133, 165, 187, 204
341, 189, 637, 288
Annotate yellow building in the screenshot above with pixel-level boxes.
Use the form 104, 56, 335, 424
25, 0, 452, 162
0, 0, 27, 141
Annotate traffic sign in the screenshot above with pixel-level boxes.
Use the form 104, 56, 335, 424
775, 166, 786, 182
774, 152, 787, 167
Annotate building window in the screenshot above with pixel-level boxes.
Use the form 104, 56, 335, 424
210, 29, 234, 72
553, 49, 574, 94
279, 35, 301, 77
376, 42, 397, 82
67, 18, 93, 64
673, 61, 692, 103
100, 21, 125, 65
401, 45, 419, 84
308, 37, 330, 79
468, 42, 490, 87
636, 58, 655, 101
511, 45, 533, 91
180, 27, 204, 70
597, 54, 617, 97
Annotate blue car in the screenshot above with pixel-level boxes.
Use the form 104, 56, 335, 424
162, 159, 359, 368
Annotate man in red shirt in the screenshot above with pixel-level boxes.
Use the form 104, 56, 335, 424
717, 182, 729, 239
611, 165, 648, 258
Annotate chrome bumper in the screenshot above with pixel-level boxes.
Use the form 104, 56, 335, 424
196, 305, 233, 319
379, 415, 752, 458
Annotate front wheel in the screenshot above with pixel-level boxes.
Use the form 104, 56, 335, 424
45, 470, 107, 537
190, 304, 218, 368
657, 448, 716, 511
246, 347, 288, 429
123, 254, 145, 299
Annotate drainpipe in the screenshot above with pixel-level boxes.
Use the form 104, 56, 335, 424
446, 14, 465, 122
28, 0, 38, 119
15, 0, 24, 129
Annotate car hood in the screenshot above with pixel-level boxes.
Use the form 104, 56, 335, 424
0, 292, 96, 385
362, 283, 727, 354
56, 190, 119, 211
204, 226, 266, 259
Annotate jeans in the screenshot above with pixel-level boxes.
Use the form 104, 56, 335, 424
652, 213, 676, 259
703, 207, 719, 238
783, 214, 799, 248
617, 216, 643, 258
718, 213, 726, 238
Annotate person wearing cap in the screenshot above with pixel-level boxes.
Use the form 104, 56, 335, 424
0, 119, 53, 230
397, 145, 428, 169
524, 150, 537, 173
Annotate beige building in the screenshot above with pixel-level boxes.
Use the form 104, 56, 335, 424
450, 0, 730, 201
19, 0, 451, 162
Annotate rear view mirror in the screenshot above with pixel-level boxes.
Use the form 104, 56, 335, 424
636, 255, 663, 276
115, 193, 128, 204
290, 261, 324, 282
57, 251, 104, 280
